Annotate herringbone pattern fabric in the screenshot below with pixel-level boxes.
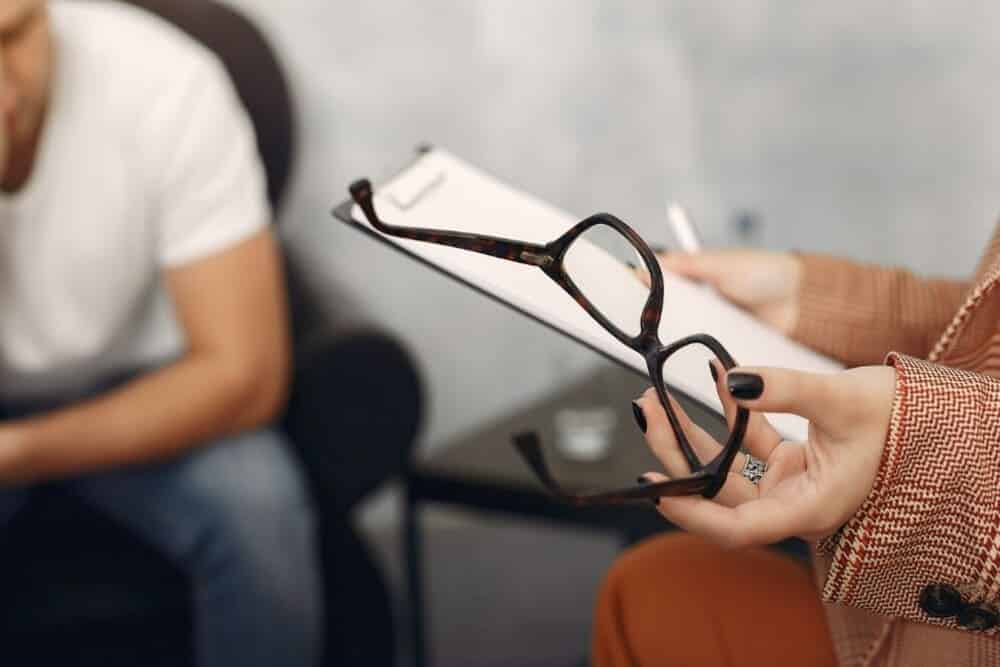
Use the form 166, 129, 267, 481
792, 227, 1000, 666
823, 355, 1000, 620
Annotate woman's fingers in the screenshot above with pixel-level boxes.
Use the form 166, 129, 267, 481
755, 441, 806, 496
724, 366, 846, 435
657, 252, 728, 285
637, 251, 727, 288
719, 468, 760, 507
636, 388, 717, 475
710, 358, 738, 428
709, 358, 783, 460
636, 391, 758, 507
640, 469, 756, 509
643, 471, 806, 548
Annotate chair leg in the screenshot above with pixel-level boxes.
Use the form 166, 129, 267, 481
320, 515, 396, 667
404, 481, 427, 667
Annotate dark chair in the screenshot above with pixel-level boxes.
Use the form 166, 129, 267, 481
0, 2, 423, 665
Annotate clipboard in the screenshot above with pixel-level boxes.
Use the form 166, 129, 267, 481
332, 146, 842, 441
330, 145, 642, 381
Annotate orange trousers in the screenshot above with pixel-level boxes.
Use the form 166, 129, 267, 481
592, 533, 838, 666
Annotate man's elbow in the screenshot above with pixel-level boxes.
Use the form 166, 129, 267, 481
226, 354, 291, 430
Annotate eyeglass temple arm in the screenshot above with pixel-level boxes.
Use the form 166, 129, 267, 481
511, 432, 717, 505
349, 179, 555, 268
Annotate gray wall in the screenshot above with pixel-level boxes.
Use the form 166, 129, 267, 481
229, 0, 999, 449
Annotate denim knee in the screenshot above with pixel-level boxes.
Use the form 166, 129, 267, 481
180, 429, 320, 582
179, 430, 323, 664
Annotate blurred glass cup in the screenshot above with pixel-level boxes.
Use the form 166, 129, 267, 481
553, 405, 618, 462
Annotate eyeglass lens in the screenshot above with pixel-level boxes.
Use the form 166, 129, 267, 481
561, 223, 652, 338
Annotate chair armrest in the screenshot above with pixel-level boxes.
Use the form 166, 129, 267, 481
282, 329, 424, 516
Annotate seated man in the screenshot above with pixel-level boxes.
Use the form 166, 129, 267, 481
0, 2, 320, 665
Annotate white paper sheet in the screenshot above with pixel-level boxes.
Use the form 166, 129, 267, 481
344, 148, 843, 441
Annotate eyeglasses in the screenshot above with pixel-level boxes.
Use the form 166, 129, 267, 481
348, 179, 748, 504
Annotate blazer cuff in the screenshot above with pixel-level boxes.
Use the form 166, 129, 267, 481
818, 353, 1000, 634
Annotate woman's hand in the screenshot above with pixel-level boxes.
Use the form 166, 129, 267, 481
642, 250, 803, 334
633, 361, 897, 547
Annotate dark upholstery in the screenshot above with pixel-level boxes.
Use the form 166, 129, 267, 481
0, 2, 423, 666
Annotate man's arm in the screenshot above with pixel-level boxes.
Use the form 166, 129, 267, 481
0, 229, 290, 484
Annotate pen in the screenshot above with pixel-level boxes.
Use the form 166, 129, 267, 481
666, 202, 702, 253
628, 202, 702, 269
662, 203, 713, 293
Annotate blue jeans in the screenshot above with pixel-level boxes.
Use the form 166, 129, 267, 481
0, 428, 322, 667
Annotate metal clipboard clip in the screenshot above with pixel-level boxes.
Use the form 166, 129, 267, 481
385, 166, 447, 211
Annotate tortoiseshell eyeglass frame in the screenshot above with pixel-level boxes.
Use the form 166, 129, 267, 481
348, 179, 749, 503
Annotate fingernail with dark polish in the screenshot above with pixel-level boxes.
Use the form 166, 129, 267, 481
631, 401, 647, 433
727, 372, 764, 400
708, 360, 718, 382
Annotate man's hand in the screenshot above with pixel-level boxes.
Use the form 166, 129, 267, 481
634, 362, 897, 547
0, 230, 290, 485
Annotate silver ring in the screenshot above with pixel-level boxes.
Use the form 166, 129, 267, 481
740, 454, 767, 484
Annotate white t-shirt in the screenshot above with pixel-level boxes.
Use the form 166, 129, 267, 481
0, 1, 270, 401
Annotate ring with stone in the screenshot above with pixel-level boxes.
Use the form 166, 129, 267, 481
740, 453, 768, 484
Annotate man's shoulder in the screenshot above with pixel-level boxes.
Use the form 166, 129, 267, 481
52, 1, 229, 105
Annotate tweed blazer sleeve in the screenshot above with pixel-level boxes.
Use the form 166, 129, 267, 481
812, 352, 1000, 634
790, 254, 968, 367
